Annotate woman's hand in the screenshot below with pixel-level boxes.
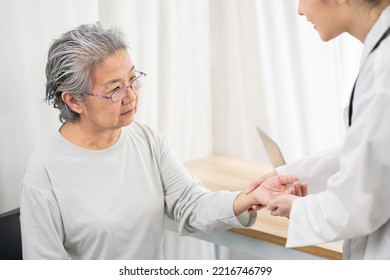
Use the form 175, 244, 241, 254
245, 174, 307, 214
234, 174, 306, 215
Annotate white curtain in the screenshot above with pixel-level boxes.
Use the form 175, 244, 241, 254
0, 0, 362, 259
210, 0, 362, 163
0, 0, 99, 213
97, 0, 213, 162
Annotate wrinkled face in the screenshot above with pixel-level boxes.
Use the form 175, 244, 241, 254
78, 49, 140, 132
297, 0, 348, 41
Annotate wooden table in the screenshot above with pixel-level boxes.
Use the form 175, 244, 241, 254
183, 155, 343, 260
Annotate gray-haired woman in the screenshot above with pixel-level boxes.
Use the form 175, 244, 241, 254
20, 23, 305, 259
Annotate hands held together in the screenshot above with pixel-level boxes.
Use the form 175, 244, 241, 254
233, 170, 307, 219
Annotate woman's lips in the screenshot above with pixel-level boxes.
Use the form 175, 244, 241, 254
121, 102, 136, 115
121, 108, 134, 115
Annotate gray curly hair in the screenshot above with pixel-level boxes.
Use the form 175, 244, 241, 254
45, 23, 128, 122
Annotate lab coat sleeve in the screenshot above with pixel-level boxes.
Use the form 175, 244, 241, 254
286, 88, 390, 247
276, 147, 340, 194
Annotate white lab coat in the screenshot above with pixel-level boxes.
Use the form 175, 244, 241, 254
276, 6, 390, 259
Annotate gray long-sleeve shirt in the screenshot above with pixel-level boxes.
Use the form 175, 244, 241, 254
20, 122, 255, 259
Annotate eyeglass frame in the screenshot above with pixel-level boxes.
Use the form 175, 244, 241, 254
85, 70, 146, 103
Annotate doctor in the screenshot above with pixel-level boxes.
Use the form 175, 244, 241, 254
252, 0, 390, 259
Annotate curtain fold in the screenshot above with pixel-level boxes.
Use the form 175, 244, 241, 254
0, 0, 99, 214
98, 0, 214, 260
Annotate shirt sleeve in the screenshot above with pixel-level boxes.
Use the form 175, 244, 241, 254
156, 134, 256, 235
20, 163, 70, 260
276, 147, 340, 194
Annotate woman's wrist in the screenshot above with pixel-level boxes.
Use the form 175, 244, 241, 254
233, 191, 256, 216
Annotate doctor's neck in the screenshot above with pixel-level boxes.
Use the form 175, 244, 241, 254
349, 0, 390, 43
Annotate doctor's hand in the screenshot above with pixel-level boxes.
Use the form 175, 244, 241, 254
245, 175, 303, 214
246, 176, 308, 214
234, 174, 300, 216
267, 194, 299, 218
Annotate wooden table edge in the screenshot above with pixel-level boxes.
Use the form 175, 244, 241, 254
230, 228, 343, 260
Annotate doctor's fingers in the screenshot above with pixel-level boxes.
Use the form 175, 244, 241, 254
267, 194, 296, 218
247, 204, 263, 214
268, 204, 287, 218
301, 182, 308, 196
292, 181, 307, 197
276, 175, 299, 185
269, 209, 281, 217
267, 202, 282, 217
273, 174, 299, 186
267, 200, 278, 211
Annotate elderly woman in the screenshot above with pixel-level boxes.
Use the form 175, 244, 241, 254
20, 23, 304, 259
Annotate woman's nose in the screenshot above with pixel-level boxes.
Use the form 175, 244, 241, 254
122, 86, 136, 104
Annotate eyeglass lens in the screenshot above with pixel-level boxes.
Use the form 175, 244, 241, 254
111, 74, 144, 102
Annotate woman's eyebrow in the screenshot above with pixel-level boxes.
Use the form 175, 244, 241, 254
103, 65, 136, 86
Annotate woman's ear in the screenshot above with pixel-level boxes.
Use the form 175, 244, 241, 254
61, 92, 84, 114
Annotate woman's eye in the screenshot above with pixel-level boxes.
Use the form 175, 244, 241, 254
111, 86, 121, 93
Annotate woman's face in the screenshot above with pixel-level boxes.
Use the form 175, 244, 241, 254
78, 49, 140, 133
297, 0, 348, 41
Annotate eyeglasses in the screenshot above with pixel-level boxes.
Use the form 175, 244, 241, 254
86, 70, 146, 103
